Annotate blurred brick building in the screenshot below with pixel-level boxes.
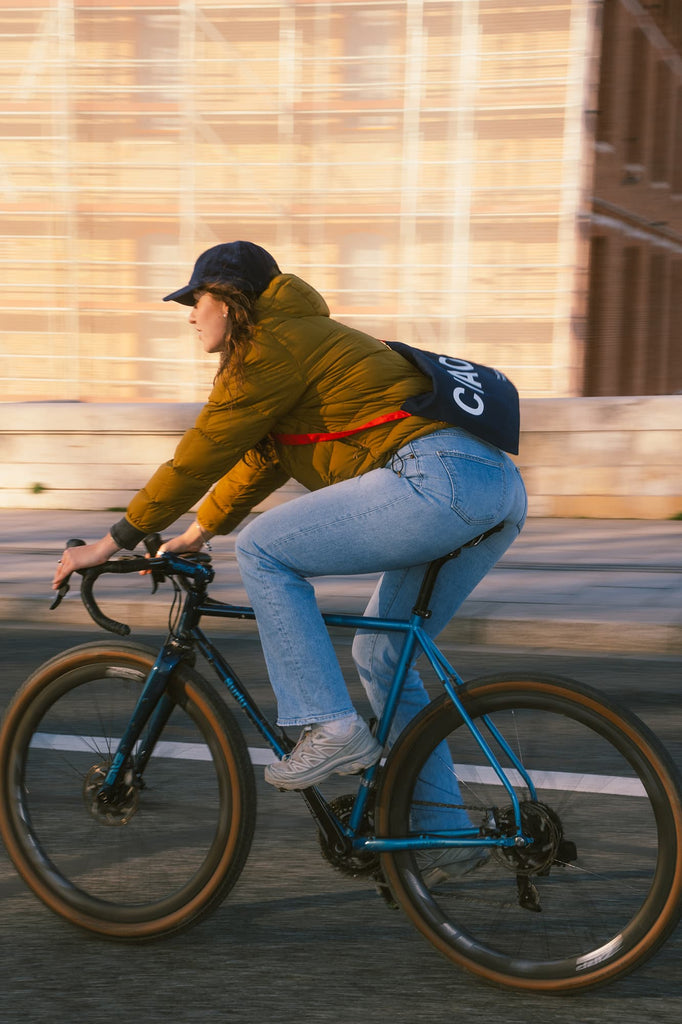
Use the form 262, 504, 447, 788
1, 0, 680, 404
586, 0, 682, 396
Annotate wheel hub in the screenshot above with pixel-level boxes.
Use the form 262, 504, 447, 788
494, 800, 563, 876
82, 764, 140, 826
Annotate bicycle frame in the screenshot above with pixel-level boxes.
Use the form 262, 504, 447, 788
96, 574, 536, 859
9, 542, 680, 985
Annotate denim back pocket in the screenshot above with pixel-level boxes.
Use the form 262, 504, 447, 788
436, 450, 508, 526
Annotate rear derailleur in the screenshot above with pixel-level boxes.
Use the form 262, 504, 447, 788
493, 800, 578, 912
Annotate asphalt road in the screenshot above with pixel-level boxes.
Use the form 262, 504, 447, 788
1, 625, 681, 1024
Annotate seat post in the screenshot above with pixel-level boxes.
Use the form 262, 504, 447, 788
411, 553, 455, 620
410, 522, 505, 619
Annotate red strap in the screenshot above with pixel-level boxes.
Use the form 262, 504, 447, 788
273, 410, 411, 446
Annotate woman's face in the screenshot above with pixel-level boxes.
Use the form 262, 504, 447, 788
189, 291, 232, 354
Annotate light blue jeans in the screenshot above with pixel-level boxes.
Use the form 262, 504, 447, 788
236, 427, 527, 830
235, 427, 527, 729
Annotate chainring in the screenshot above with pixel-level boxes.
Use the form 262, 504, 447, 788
318, 794, 380, 878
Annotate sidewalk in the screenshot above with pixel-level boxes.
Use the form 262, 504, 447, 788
1, 510, 681, 655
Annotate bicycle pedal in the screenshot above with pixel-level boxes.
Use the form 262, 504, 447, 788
373, 870, 399, 910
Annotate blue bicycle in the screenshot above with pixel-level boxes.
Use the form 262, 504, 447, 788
1, 533, 681, 994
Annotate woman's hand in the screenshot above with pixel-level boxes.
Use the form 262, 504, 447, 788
52, 534, 121, 589
156, 521, 214, 557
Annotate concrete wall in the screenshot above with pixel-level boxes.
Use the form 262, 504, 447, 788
518, 396, 681, 518
1, 397, 680, 519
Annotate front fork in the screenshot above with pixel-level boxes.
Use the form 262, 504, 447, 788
96, 642, 185, 806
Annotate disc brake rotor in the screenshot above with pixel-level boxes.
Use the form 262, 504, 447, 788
82, 764, 140, 826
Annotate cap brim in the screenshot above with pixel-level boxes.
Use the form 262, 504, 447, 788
162, 285, 196, 305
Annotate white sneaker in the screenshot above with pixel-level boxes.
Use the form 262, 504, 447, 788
264, 719, 382, 790
421, 847, 489, 887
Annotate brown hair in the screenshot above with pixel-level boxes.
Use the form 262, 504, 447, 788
199, 282, 277, 465
196, 281, 258, 388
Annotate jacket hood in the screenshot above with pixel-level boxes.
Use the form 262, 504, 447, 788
255, 274, 330, 321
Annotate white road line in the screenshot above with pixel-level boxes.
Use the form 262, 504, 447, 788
29, 733, 647, 796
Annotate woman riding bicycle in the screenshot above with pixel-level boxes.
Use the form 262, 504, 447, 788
53, 240, 527, 809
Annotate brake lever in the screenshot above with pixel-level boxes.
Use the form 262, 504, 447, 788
49, 585, 69, 610
49, 538, 85, 610
143, 534, 166, 593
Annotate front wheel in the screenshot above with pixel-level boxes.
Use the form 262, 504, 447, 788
0, 641, 256, 940
376, 674, 682, 993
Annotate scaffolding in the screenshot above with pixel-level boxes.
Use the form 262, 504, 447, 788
1, 0, 597, 401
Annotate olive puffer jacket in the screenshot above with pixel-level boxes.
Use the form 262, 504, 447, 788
111, 274, 445, 548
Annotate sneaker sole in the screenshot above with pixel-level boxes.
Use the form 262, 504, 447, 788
335, 752, 382, 776
264, 748, 381, 790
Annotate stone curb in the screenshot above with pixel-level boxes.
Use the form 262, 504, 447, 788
3, 594, 680, 656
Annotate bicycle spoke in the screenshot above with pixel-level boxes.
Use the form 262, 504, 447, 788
378, 675, 682, 992
0, 643, 256, 938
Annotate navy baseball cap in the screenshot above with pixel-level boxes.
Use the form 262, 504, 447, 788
163, 241, 280, 305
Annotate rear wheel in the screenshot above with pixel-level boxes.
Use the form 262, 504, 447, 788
377, 674, 682, 992
0, 641, 256, 940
